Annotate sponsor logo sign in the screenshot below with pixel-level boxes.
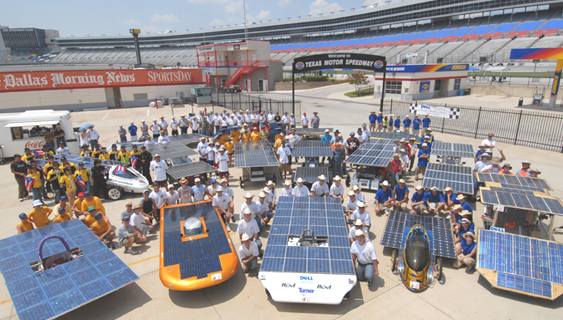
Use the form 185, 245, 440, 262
0, 68, 204, 92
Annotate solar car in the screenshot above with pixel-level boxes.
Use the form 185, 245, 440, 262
159, 201, 238, 291
106, 165, 150, 200
393, 224, 442, 292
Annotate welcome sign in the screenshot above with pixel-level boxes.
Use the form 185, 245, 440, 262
293, 53, 386, 72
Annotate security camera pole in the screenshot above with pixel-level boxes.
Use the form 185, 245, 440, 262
129, 28, 142, 65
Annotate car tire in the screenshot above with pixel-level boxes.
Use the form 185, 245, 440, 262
107, 187, 122, 200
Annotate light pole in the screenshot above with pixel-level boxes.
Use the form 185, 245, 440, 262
242, 0, 248, 41
129, 28, 142, 65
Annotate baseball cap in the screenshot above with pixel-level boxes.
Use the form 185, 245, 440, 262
18, 213, 27, 220
32, 199, 42, 207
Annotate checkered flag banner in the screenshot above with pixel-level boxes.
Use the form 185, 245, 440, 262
409, 103, 461, 119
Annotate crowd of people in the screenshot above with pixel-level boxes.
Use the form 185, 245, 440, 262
10, 106, 547, 289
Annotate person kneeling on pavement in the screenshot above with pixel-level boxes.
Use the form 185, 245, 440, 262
119, 214, 147, 254
351, 229, 379, 289
239, 233, 259, 275
454, 231, 477, 272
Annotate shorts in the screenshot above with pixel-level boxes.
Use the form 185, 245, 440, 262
154, 180, 167, 187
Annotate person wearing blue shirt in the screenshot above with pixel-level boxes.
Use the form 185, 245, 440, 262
402, 115, 412, 134
368, 112, 377, 132
415, 143, 430, 180
128, 122, 138, 142
320, 130, 333, 163
426, 187, 445, 214
456, 194, 473, 212
374, 181, 394, 216
422, 115, 431, 129
456, 218, 475, 242
474, 144, 487, 162
454, 231, 477, 271
444, 187, 459, 210
419, 135, 432, 152
376, 112, 383, 131
410, 185, 427, 214
388, 115, 394, 132
412, 116, 421, 135
393, 116, 401, 131
394, 179, 409, 211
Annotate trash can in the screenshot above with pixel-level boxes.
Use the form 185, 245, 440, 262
518, 97, 524, 107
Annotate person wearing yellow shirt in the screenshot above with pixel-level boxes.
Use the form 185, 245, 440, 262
55, 195, 73, 217
74, 162, 91, 193
82, 206, 97, 226
273, 133, 284, 150
16, 213, 34, 234
118, 146, 130, 164
109, 145, 119, 161
28, 200, 52, 228
59, 158, 76, 173
250, 129, 261, 144
59, 168, 77, 205
80, 146, 91, 158
90, 213, 115, 245
26, 167, 43, 201
81, 192, 106, 216
231, 129, 241, 144
91, 147, 101, 159
52, 207, 72, 223
98, 147, 110, 160
241, 129, 251, 144
73, 192, 86, 218
223, 138, 234, 159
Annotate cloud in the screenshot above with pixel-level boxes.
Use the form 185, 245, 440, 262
279, 0, 292, 6
151, 13, 179, 24
225, 1, 241, 13
256, 10, 270, 20
309, 0, 343, 16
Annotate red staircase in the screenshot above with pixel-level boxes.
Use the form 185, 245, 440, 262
224, 63, 264, 87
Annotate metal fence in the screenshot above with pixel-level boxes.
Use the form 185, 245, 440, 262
212, 92, 301, 121
385, 100, 563, 153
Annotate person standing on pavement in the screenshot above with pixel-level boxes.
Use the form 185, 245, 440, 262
128, 122, 138, 142
118, 126, 127, 143
139, 146, 153, 184
310, 112, 320, 128
11, 154, 28, 201
149, 154, 168, 187
91, 159, 107, 199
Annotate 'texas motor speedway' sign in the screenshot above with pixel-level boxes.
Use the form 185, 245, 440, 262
293, 53, 386, 72
0, 68, 204, 93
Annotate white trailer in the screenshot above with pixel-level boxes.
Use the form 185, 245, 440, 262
0, 110, 79, 158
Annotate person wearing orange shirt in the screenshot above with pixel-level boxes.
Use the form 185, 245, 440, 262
59, 168, 77, 205
73, 192, 86, 218
89, 213, 115, 245
223, 138, 234, 160
82, 207, 97, 226
231, 129, 241, 144
80, 192, 106, 216
250, 129, 261, 144
28, 199, 52, 228
52, 207, 72, 223
26, 167, 43, 201
241, 129, 251, 144
16, 213, 34, 233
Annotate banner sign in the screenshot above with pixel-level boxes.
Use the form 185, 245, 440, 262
387, 64, 468, 73
551, 60, 563, 97
293, 53, 386, 72
0, 68, 204, 93
509, 48, 563, 60
409, 103, 460, 119
419, 80, 431, 93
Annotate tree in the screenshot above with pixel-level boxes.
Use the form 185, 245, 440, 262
349, 72, 368, 94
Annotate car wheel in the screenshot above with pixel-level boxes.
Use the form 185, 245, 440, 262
107, 187, 122, 200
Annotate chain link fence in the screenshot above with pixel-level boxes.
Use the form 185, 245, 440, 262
385, 100, 563, 153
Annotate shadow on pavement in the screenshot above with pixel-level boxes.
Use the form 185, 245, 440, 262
168, 268, 247, 308
60, 283, 151, 320
477, 275, 563, 308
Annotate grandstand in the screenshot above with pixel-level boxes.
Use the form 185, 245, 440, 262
7, 1, 563, 67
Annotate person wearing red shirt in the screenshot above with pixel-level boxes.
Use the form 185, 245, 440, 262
389, 154, 402, 184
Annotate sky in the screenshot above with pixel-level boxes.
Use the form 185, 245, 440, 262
0, 0, 388, 37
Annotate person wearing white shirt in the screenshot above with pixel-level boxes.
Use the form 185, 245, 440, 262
206, 143, 217, 166
237, 209, 261, 249
344, 191, 358, 218
149, 154, 168, 186
311, 175, 330, 197
129, 202, 150, 235
212, 187, 232, 228
292, 178, 310, 197
216, 149, 229, 178
289, 114, 296, 128
350, 229, 379, 288
144, 137, 156, 148
329, 176, 345, 201
279, 180, 293, 198
277, 142, 292, 179
352, 185, 365, 203
220, 179, 234, 201
179, 116, 190, 135
165, 185, 179, 205
255, 191, 272, 226
191, 178, 206, 201
191, 116, 200, 133
481, 132, 496, 151
170, 117, 179, 136
348, 219, 364, 243
157, 132, 170, 144
240, 193, 259, 219
196, 138, 208, 161
301, 113, 309, 128
265, 180, 276, 209
238, 233, 259, 274
150, 121, 161, 139
149, 185, 167, 222
159, 117, 168, 135
351, 202, 371, 231
178, 178, 193, 203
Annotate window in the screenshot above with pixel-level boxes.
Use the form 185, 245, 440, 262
434, 80, 441, 91
385, 81, 402, 94
453, 78, 461, 91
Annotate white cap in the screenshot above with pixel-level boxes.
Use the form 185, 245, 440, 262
461, 218, 471, 223
216, 186, 223, 192
357, 201, 366, 208
456, 194, 465, 201
241, 233, 251, 241
333, 175, 341, 181
284, 180, 292, 186
318, 175, 326, 181
262, 187, 271, 193
460, 210, 472, 216
324, 129, 330, 133
297, 177, 304, 183
194, 178, 201, 183
259, 191, 266, 198
430, 186, 438, 191
415, 185, 423, 191
348, 191, 355, 196
354, 219, 363, 226
267, 180, 274, 186
381, 180, 389, 187
352, 185, 359, 191
243, 208, 252, 215
354, 229, 365, 237
32, 199, 42, 207
444, 187, 453, 192
244, 193, 253, 199
422, 143, 428, 147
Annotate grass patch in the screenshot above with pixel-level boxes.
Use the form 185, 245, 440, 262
344, 87, 374, 97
